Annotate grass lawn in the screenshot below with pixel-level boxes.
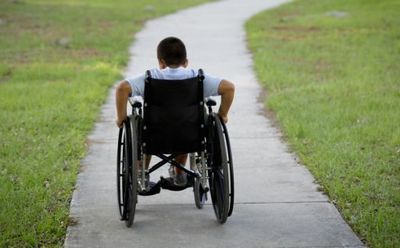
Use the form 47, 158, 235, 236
246, 0, 399, 247
0, 0, 211, 246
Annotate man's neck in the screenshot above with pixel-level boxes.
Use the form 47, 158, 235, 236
167, 64, 182, 69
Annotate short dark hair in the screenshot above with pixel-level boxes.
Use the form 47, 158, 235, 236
157, 37, 187, 66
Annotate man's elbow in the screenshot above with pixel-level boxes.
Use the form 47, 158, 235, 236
219, 79, 235, 96
116, 80, 132, 95
227, 81, 235, 94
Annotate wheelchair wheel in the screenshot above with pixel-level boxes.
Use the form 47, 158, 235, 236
194, 177, 207, 209
116, 117, 140, 227
208, 114, 234, 223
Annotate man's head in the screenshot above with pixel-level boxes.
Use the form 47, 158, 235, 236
157, 37, 188, 68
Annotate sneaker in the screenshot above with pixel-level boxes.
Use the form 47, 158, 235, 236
168, 166, 187, 187
174, 172, 188, 187
138, 181, 161, 196
168, 166, 175, 178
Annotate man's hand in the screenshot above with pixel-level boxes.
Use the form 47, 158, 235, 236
218, 113, 228, 123
116, 117, 125, 128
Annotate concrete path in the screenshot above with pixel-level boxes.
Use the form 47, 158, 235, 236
65, 0, 364, 247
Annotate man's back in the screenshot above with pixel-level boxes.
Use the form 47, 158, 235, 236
126, 67, 221, 98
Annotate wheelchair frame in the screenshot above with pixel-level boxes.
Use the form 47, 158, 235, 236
116, 72, 234, 227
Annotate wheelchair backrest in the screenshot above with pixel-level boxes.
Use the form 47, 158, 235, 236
142, 70, 206, 154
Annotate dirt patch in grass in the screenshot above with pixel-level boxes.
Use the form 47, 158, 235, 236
272, 25, 321, 32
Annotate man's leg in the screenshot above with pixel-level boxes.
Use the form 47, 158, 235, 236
175, 154, 187, 174
144, 154, 151, 169
170, 154, 188, 186
138, 154, 161, 195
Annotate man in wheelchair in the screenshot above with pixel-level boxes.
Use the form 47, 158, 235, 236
114, 37, 235, 226
116, 37, 234, 186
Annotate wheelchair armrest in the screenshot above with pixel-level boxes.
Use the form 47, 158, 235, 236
206, 99, 216, 107
128, 98, 142, 109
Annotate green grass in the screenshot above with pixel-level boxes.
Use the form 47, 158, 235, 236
246, 0, 400, 247
0, 0, 211, 246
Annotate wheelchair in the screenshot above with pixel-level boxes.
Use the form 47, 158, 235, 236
116, 70, 234, 227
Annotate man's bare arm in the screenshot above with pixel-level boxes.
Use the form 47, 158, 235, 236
217, 79, 235, 123
115, 80, 132, 128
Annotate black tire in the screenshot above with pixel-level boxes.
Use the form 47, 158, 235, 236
208, 114, 231, 224
220, 119, 234, 216
194, 177, 207, 209
125, 116, 140, 227
116, 117, 139, 227
117, 127, 128, 220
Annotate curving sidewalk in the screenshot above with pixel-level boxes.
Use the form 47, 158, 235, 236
64, 0, 364, 247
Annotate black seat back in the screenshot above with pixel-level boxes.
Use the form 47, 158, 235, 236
142, 70, 205, 154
